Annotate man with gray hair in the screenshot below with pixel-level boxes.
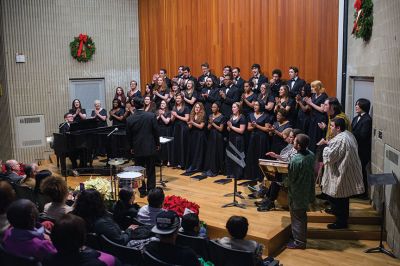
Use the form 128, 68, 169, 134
5, 160, 23, 183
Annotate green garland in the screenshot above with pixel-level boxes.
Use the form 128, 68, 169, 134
352, 0, 373, 42
70, 34, 96, 62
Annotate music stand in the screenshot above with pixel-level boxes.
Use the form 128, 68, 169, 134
158, 136, 174, 187
364, 172, 398, 258
258, 159, 289, 180
222, 142, 246, 209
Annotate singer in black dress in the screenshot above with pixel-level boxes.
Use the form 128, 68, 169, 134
126, 80, 142, 103
241, 81, 257, 118
270, 109, 292, 154
114, 87, 127, 107
171, 94, 190, 169
203, 103, 226, 177
295, 84, 312, 133
156, 100, 172, 164
226, 102, 247, 179
245, 100, 272, 181
152, 77, 170, 108
182, 80, 198, 111
109, 99, 125, 126
69, 99, 87, 123
304, 80, 328, 152
185, 102, 207, 173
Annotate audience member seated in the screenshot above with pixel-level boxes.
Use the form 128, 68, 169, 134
0, 181, 15, 238
34, 169, 52, 193
4, 160, 24, 183
217, 216, 264, 265
20, 164, 37, 189
41, 176, 73, 220
72, 189, 135, 245
145, 210, 200, 266
179, 213, 206, 238
113, 187, 140, 230
43, 213, 121, 266
2, 199, 56, 261
137, 187, 165, 226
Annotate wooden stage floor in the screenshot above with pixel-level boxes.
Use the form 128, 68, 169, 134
46, 157, 398, 260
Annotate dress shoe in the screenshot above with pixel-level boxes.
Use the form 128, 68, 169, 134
254, 198, 269, 207
286, 241, 306, 249
327, 223, 348, 229
324, 208, 334, 215
257, 200, 275, 212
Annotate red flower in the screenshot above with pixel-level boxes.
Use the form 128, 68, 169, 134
163, 195, 200, 217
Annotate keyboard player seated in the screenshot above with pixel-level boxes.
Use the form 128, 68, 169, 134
59, 113, 79, 170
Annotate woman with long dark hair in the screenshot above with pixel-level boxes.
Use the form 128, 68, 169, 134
274, 85, 295, 125
114, 87, 127, 107
295, 84, 312, 133
226, 102, 247, 179
69, 99, 87, 123
241, 81, 257, 118
203, 102, 226, 177
258, 83, 275, 117
181, 79, 197, 111
156, 100, 172, 165
270, 109, 292, 155
144, 95, 156, 113
185, 102, 207, 174
171, 94, 190, 169
245, 100, 272, 181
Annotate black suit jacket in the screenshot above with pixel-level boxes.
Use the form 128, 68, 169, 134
198, 86, 221, 116
233, 77, 245, 94
288, 78, 306, 98
351, 113, 372, 164
126, 110, 160, 157
59, 122, 71, 134
249, 74, 268, 94
197, 73, 219, 88
220, 85, 240, 118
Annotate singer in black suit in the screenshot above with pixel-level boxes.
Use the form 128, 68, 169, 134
232, 67, 245, 94
249, 64, 268, 94
288, 66, 306, 98
351, 98, 372, 198
126, 98, 160, 197
219, 74, 241, 118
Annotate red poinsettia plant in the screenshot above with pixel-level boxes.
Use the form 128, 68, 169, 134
163, 195, 200, 217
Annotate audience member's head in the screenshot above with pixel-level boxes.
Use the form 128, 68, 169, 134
133, 97, 144, 110
330, 117, 346, 136
147, 187, 165, 208
23, 165, 35, 179
51, 214, 86, 254
0, 181, 15, 215
181, 213, 200, 234
226, 215, 249, 240
119, 187, 134, 205
72, 189, 106, 225
34, 169, 52, 193
294, 134, 310, 153
5, 160, 20, 173
40, 176, 69, 203
7, 199, 39, 230
151, 210, 180, 241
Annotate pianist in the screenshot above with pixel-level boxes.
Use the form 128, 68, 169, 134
59, 113, 74, 134
59, 113, 79, 170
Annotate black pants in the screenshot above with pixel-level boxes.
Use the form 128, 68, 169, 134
135, 156, 156, 194
266, 182, 281, 201
327, 196, 349, 226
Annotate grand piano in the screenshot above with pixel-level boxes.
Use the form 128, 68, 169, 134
53, 118, 129, 176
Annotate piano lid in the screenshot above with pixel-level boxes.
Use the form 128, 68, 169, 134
69, 118, 98, 131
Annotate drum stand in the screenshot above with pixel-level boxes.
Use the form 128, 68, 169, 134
222, 177, 246, 209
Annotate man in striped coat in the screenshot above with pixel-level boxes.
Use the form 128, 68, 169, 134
322, 117, 365, 229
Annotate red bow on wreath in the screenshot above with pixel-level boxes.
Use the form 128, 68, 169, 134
77, 34, 88, 57
352, 0, 363, 34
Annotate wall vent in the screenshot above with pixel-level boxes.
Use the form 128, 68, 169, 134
15, 115, 45, 148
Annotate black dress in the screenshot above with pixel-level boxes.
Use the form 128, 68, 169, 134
109, 108, 125, 126
183, 90, 198, 111
154, 89, 170, 109
126, 90, 142, 103
171, 106, 190, 168
204, 114, 226, 176
245, 112, 271, 181
69, 108, 86, 123
307, 93, 328, 152
241, 93, 258, 118
296, 98, 311, 133
280, 98, 296, 125
91, 109, 107, 127
226, 114, 247, 179
271, 121, 292, 154
186, 119, 207, 172
157, 110, 172, 163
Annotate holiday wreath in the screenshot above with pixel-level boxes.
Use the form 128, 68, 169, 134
70, 34, 96, 62
352, 0, 373, 42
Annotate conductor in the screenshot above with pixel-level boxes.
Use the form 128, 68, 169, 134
126, 97, 160, 197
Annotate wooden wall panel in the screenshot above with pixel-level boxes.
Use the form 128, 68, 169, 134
139, 0, 338, 96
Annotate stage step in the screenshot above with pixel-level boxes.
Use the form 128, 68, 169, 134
307, 223, 383, 240
308, 211, 381, 225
